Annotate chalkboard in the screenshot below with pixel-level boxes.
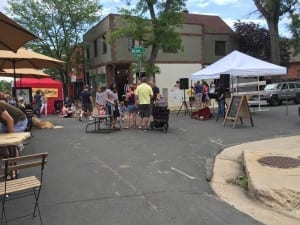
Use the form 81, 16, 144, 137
227, 96, 242, 118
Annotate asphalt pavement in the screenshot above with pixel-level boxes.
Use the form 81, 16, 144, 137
5, 104, 300, 225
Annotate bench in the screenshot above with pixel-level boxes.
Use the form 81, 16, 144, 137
0, 152, 48, 225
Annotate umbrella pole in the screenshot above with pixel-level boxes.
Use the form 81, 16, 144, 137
13, 60, 16, 98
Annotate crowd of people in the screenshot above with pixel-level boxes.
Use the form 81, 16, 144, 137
186, 80, 226, 119
75, 77, 160, 131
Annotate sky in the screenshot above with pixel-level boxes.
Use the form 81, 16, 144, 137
0, 0, 291, 81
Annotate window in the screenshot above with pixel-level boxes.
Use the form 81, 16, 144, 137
288, 83, 295, 89
128, 38, 134, 51
162, 47, 177, 53
297, 69, 300, 79
103, 35, 107, 54
86, 46, 90, 59
93, 40, 98, 57
215, 41, 225, 56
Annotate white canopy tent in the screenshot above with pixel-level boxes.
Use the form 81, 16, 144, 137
191, 50, 287, 111
191, 50, 287, 80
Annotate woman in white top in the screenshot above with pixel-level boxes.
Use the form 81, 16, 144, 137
40, 92, 48, 116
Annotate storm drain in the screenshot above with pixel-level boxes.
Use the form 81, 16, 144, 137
258, 156, 300, 169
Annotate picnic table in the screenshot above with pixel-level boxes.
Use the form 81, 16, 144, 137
85, 115, 121, 133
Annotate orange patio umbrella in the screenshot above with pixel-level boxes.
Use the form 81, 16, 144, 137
0, 12, 39, 52
0, 48, 64, 96
0, 68, 50, 78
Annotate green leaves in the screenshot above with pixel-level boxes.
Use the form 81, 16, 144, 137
109, 0, 186, 76
6, 0, 101, 91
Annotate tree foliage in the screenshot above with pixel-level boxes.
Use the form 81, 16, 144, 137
0, 80, 11, 93
234, 21, 270, 57
253, 0, 298, 64
6, 0, 101, 94
289, 7, 300, 55
234, 21, 290, 66
106, 0, 187, 77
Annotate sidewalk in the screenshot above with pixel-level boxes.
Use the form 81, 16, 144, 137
211, 135, 300, 225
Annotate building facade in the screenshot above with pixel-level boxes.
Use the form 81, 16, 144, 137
83, 11, 237, 108
288, 52, 300, 80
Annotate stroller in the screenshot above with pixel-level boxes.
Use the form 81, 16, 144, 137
150, 97, 170, 133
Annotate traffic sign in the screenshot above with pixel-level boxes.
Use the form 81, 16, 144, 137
131, 47, 145, 54
131, 47, 145, 58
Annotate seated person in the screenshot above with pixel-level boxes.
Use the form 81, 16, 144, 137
61, 104, 73, 118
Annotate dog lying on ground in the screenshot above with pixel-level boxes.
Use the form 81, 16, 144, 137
32, 117, 63, 129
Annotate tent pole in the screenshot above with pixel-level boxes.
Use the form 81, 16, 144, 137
285, 73, 288, 116
258, 76, 261, 111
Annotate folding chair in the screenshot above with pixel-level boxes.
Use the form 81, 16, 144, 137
0, 152, 48, 225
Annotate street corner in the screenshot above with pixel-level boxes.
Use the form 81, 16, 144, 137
211, 136, 300, 225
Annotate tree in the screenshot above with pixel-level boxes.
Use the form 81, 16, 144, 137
234, 21, 290, 66
289, 8, 300, 55
107, 0, 187, 77
0, 80, 11, 93
234, 21, 270, 58
6, 0, 101, 96
253, 0, 298, 65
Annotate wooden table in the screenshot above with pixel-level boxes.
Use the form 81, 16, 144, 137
0, 132, 31, 157
0, 132, 31, 147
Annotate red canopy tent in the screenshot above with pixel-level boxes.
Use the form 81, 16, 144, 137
15, 78, 63, 114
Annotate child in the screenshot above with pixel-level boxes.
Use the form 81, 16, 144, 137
62, 104, 73, 118
98, 105, 106, 116
119, 101, 127, 121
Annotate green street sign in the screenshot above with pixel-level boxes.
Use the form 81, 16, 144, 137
131, 47, 145, 58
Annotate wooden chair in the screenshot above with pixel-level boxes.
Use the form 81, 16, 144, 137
0, 152, 48, 225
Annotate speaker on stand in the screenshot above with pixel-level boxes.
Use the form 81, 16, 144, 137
179, 78, 189, 90
177, 78, 189, 116
220, 74, 230, 92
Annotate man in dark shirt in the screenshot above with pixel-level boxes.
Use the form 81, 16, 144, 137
79, 85, 94, 121
215, 84, 225, 120
149, 79, 160, 103
33, 90, 42, 117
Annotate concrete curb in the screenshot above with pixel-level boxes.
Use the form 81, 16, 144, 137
210, 139, 300, 225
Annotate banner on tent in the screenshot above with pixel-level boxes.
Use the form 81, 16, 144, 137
32, 88, 58, 97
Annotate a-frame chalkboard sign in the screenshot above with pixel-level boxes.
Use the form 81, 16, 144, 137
223, 95, 254, 128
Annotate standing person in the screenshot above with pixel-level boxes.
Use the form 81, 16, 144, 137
79, 85, 94, 121
215, 84, 225, 120
105, 84, 119, 129
33, 90, 42, 118
187, 85, 195, 108
149, 79, 160, 103
40, 92, 48, 116
194, 81, 202, 109
202, 81, 210, 108
136, 77, 153, 130
95, 86, 106, 115
124, 85, 137, 129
